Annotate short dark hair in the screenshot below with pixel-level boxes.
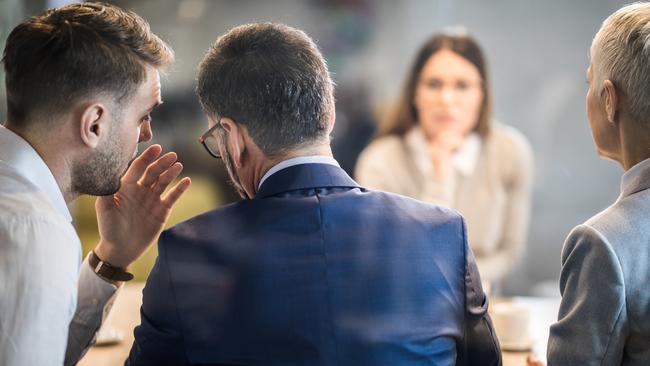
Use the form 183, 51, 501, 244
197, 23, 334, 157
2, 2, 174, 125
380, 32, 492, 138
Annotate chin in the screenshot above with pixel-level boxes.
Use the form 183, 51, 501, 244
596, 148, 622, 166
95, 179, 122, 196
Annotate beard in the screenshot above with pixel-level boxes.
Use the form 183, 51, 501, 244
72, 132, 130, 197
217, 130, 249, 199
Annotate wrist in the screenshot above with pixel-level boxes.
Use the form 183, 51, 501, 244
88, 249, 134, 283
94, 240, 131, 269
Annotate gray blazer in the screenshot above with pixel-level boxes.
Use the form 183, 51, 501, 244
547, 159, 650, 365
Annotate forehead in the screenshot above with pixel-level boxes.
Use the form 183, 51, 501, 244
420, 49, 481, 79
130, 66, 161, 107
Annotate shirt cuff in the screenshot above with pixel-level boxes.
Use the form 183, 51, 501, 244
76, 255, 121, 325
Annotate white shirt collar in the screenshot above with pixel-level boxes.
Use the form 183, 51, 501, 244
0, 125, 72, 222
406, 127, 482, 177
258, 155, 340, 190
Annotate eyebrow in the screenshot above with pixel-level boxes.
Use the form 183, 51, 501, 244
144, 100, 163, 114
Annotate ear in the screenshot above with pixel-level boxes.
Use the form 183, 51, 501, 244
220, 117, 246, 169
327, 108, 336, 134
602, 79, 619, 124
78, 102, 107, 148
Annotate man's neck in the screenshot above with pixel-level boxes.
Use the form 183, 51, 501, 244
250, 143, 334, 196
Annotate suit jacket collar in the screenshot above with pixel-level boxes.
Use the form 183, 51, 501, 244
620, 157, 650, 200
256, 163, 361, 198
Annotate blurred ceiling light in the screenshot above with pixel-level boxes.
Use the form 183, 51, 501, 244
47, 0, 78, 7
178, 0, 207, 22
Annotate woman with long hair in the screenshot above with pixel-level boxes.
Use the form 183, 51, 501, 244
356, 31, 533, 288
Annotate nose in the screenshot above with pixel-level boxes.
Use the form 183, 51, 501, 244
139, 120, 152, 143
440, 87, 455, 105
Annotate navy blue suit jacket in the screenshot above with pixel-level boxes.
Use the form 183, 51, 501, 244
126, 163, 501, 366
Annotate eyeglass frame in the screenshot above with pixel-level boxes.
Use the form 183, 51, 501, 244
198, 121, 223, 159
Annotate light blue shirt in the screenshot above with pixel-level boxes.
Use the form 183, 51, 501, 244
0, 125, 117, 366
258, 155, 340, 190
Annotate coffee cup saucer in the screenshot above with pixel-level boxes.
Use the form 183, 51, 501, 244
500, 336, 535, 352
93, 327, 124, 347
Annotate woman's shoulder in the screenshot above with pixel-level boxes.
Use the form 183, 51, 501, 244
355, 133, 414, 184
487, 122, 532, 154
355, 133, 413, 180
484, 122, 534, 181
358, 134, 408, 160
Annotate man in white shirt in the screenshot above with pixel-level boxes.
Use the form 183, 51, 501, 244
0, 2, 190, 365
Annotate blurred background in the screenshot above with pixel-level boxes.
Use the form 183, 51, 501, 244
0, 0, 628, 295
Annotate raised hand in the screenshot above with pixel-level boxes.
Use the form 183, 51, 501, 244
94, 144, 191, 268
427, 129, 465, 179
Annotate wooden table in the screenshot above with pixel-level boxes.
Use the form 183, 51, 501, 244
77, 282, 145, 366
78, 283, 560, 366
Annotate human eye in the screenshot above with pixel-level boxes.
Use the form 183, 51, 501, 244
456, 80, 471, 90
424, 79, 442, 89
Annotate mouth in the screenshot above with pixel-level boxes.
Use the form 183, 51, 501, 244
435, 115, 457, 123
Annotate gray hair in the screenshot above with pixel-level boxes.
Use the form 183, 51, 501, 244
196, 23, 334, 158
591, 2, 650, 124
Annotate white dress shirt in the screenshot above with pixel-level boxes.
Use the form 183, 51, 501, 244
258, 155, 340, 190
407, 127, 482, 178
0, 125, 117, 366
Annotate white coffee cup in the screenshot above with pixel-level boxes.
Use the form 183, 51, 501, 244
490, 302, 531, 348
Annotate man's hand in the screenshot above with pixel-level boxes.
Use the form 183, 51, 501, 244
94, 144, 191, 268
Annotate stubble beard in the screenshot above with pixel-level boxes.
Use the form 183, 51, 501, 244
72, 132, 128, 197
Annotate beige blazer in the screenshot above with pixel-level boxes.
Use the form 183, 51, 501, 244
355, 123, 534, 284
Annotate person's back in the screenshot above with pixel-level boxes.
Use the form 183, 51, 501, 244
548, 161, 650, 364
126, 22, 500, 366
540, 3, 650, 365
130, 163, 498, 365
587, 171, 650, 362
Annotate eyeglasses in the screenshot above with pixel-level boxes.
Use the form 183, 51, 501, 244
419, 79, 484, 99
198, 122, 222, 159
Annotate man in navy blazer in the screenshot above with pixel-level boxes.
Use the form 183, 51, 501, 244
126, 23, 501, 366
